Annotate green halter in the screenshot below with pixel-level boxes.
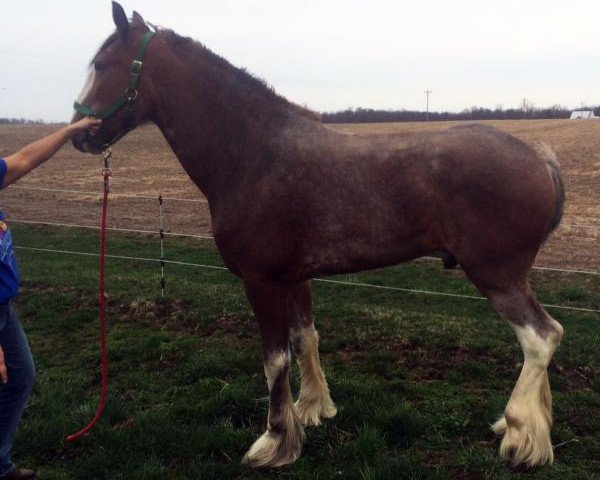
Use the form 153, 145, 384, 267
74, 30, 155, 146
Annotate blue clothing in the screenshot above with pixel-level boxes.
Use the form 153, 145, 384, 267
0, 158, 34, 477
0, 306, 35, 477
0, 159, 19, 304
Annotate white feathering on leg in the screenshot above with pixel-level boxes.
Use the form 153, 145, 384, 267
243, 349, 304, 468
292, 326, 337, 426
494, 322, 563, 467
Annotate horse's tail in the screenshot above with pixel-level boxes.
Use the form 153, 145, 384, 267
535, 142, 565, 239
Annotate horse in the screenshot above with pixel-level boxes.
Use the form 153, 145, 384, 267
72, 2, 566, 470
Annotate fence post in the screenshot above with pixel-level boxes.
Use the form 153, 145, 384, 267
158, 194, 165, 296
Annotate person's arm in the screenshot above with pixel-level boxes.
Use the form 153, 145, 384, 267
0, 346, 6, 383
0, 117, 101, 383
2, 117, 102, 188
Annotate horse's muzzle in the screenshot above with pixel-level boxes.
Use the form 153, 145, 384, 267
72, 131, 104, 155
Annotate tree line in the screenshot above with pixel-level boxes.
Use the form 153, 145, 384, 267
5, 104, 600, 125
0, 118, 46, 124
322, 105, 600, 123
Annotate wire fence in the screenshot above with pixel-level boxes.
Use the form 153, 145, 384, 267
8, 185, 208, 203
6, 185, 600, 230
4, 183, 599, 276
3, 183, 600, 315
14, 245, 600, 315
6, 217, 600, 277
9, 219, 214, 239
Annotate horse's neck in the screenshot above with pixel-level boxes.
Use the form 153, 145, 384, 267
151, 47, 307, 202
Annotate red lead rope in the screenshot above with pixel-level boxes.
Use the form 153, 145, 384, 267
67, 149, 112, 442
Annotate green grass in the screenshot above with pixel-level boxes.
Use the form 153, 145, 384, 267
8, 224, 600, 479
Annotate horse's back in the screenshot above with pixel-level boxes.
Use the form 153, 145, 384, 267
310, 123, 560, 277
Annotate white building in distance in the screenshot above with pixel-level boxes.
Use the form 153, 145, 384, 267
570, 110, 596, 119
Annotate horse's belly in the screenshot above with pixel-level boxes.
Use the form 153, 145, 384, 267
294, 230, 438, 278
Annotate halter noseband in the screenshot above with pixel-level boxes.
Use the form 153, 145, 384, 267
74, 30, 155, 148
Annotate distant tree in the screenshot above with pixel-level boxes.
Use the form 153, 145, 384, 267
0, 118, 45, 124
520, 98, 534, 114
321, 103, 575, 124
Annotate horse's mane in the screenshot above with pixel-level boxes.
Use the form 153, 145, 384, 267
153, 26, 321, 122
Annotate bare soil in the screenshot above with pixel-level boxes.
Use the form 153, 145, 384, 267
0, 119, 598, 271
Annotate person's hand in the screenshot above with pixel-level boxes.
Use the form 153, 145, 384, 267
0, 344, 7, 384
68, 117, 102, 137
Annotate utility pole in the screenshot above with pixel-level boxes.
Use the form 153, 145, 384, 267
424, 89, 432, 121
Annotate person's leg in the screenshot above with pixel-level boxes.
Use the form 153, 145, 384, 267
0, 307, 35, 477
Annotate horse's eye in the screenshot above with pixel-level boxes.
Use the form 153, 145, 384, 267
94, 62, 106, 72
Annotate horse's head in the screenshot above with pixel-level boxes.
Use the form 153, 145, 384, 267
72, 2, 156, 154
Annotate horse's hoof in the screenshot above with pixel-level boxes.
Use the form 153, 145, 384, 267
242, 427, 304, 468
497, 412, 553, 469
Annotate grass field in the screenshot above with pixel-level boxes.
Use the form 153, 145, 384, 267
8, 223, 600, 480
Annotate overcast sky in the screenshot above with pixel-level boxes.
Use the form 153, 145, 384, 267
1, 0, 599, 122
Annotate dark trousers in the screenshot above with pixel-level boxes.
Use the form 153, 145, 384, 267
0, 306, 35, 477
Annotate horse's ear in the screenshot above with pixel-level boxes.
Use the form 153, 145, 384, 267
112, 1, 129, 37
132, 11, 146, 28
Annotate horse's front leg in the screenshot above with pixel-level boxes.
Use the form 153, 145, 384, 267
241, 279, 304, 468
288, 281, 337, 426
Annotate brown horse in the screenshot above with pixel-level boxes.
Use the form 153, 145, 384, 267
72, 2, 566, 469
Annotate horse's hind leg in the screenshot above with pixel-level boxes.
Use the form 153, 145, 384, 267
484, 281, 564, 468
288, 281, 337, 426
241, 279, 304, 468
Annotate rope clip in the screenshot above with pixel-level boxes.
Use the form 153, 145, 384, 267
101, 147, 112, 191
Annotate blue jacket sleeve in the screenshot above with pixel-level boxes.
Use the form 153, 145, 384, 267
0, 158, 7, 188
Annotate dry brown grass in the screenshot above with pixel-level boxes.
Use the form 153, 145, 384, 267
0, 119, 598, 270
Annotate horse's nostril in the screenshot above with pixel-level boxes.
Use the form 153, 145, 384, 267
72, 132, 88, 152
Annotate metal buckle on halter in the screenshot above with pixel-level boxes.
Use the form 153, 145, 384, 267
124, 88, 139, 101
124, 87, 138, 102
130, 60, 143, 76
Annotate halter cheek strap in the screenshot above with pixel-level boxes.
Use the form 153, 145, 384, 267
74, 30, 155, 145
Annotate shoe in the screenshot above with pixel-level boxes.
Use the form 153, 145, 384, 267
1, 468, 35, 479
